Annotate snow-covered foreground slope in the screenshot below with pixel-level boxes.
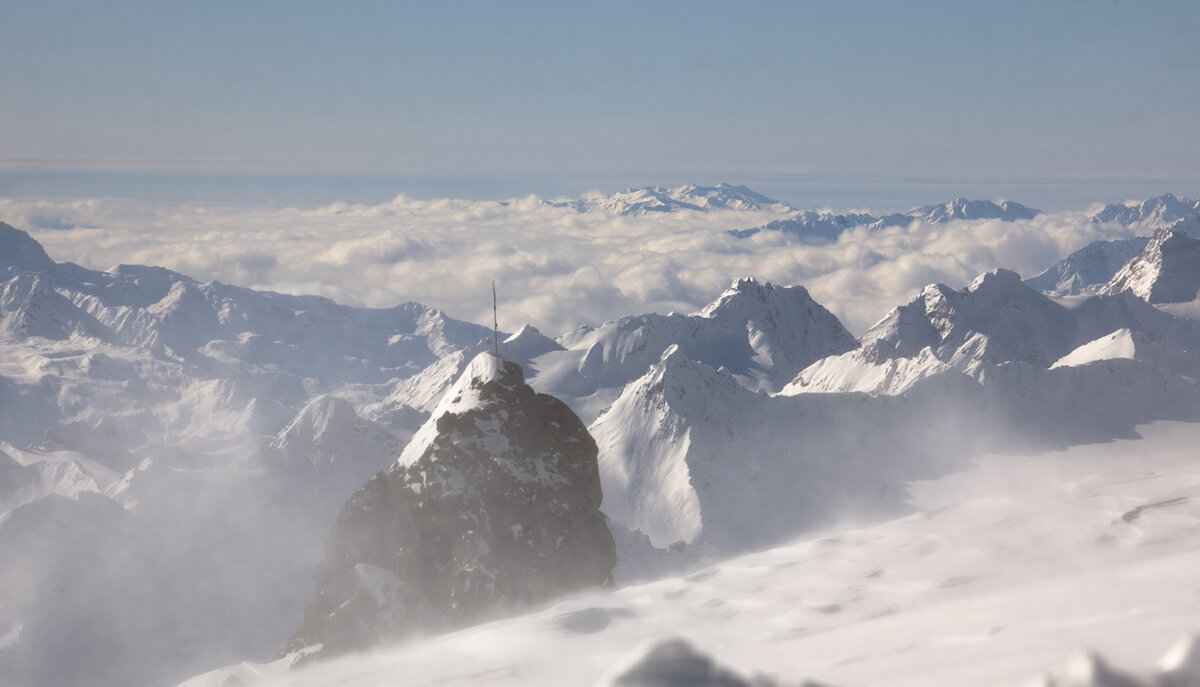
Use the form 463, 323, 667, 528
183, 420, 1200, 687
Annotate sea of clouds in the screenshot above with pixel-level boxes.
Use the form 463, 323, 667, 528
1, 194, 1138, 336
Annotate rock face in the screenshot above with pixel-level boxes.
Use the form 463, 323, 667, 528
1025, 237, 1151, 296
1104, 228, 1200, 303
283, 352, 615, 659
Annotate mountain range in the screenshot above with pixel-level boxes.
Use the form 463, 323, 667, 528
0, 186, 1199, 687
550, 182, 793, 215
1026, 195, 1200, 296
730, 197, 1041, 243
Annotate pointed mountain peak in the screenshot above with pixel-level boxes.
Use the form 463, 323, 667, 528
967, 267, 1025, 292
0, 222, 57, 277
1091, 193, 1200, 228
461, 350, 525, 390
1104, 228, 1200, 303
694, 277, 792, 317
274, 395, 361, 448
502, 324, 564, 361
397, 352, 526, 467
286, 350, 613, 659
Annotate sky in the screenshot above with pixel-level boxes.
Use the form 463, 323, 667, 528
2, 0, 1199, 210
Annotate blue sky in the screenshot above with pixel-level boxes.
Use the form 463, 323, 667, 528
2, 0, 1198, 208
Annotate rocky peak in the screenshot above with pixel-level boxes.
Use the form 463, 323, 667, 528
283, 352, 615, 660
1104, 228, 1200, 304
0, 222, 57, 278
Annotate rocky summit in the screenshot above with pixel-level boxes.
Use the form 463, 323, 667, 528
282, 352, 616, 660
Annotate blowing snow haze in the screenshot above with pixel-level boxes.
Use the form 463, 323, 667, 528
1, 181, 1200, 686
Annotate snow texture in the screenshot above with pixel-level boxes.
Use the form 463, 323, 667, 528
1104, 228, 1200, 304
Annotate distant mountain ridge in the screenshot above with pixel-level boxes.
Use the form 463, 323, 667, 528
1027, 200, 1200, 297
732, 197, 1041, 242
1091, 192, 1200, 229
3, 205, 1200, 687
551, 182, 793, 215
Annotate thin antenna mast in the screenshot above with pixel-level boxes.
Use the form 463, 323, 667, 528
492, 280, 499, 356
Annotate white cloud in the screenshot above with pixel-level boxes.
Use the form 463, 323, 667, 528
2, 195, 1138, 336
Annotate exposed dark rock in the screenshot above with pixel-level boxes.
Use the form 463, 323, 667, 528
282, 352, 615, 660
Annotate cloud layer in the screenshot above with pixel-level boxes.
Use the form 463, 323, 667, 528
2, 195, 1138, 336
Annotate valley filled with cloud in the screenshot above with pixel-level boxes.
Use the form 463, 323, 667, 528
3, 192, 1138, 336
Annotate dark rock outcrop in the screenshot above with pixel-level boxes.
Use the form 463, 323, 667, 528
282, 352, 615, 659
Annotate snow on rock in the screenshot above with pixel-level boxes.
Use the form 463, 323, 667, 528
781, 341, 957, 396
282, 352, 615, 661
501, 323, 564, 362
559, 183, 792, 216
1026, 237, 1150, 297
856, 268, 1200, 385
530, 278, 858, 421
259, 395, 402, 516
1050, 329, 1139, 368
1104, 228, 1200, 304
729, 210, 877, 243
0, 222, 58, 278
732, 198, 1040, 242
1090, 193, 1200, 230
0, 449, 100, 512
180, 421, 1200, 687
897, 197, 1041, 225
591, 345, 975, 554
862, 269, 1075, 368
0, 225, 492, 450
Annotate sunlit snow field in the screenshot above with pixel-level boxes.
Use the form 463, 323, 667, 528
185, 420, 1200, 687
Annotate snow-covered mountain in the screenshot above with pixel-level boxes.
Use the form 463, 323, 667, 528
732, 198, 1041, 243
527, 277, 859, 422
794, 268, 1200, 397
181, 421, 1200, 687
554, 183, 792, 215
1025, 237, 1150, 296
1091, 192, 1200, 230
911, 197, 1040, 223
0, 221, 492, 447
589, 345, 975, 553
0, 221, 497, 687
728, 210, 877, 243
3, 204, 1200, 687
1104, 228, 1200, 304
1027, 214, 1200, 297
283, 353, 614, 661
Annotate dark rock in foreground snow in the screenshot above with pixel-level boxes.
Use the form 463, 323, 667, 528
283, 352, 616, 660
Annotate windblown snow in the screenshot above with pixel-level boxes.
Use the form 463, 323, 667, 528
0, 184, 1198, 687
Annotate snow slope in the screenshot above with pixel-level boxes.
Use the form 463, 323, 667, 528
181, 420, 1200, 687
1104, 228, 1200, 304
1025, 237, 1150, 296
3, 202, 1200, 687
1028, 213, 1200, 297
0, 223, 495, 687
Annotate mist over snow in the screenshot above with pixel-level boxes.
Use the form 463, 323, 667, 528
1, 193, 1139, 335
1, 186, 1198, 687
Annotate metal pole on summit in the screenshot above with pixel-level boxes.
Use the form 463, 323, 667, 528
492, 280, 499, 356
